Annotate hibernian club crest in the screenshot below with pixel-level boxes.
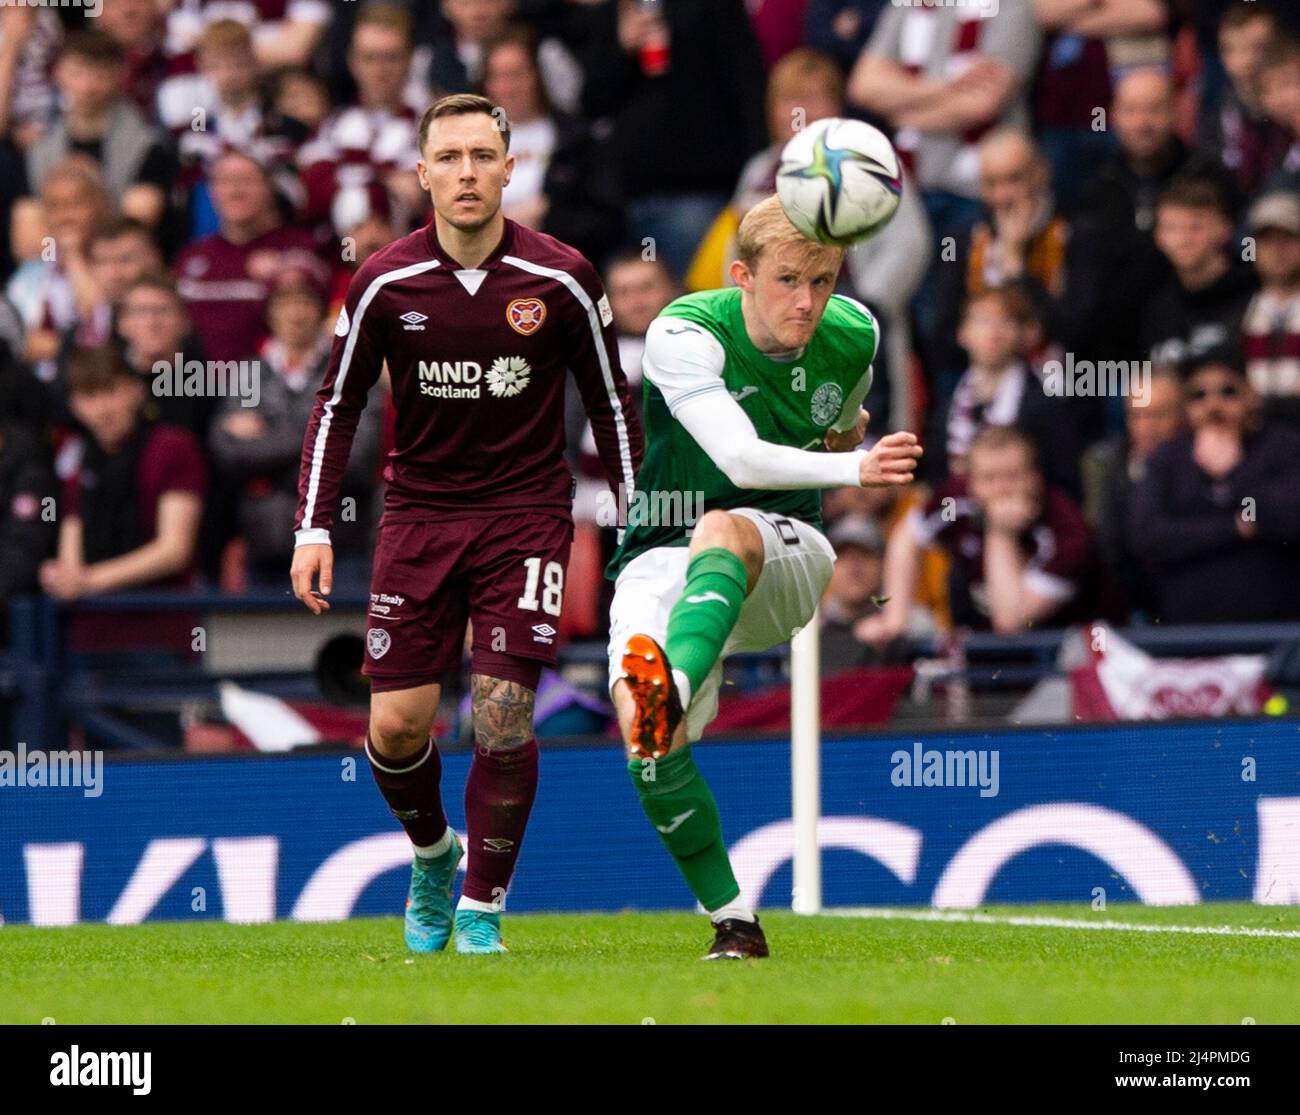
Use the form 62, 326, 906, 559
811, 381, 843, 426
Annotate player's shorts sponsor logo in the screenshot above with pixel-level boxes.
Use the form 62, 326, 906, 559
485, 356, 531, 398
811, 381, 843, 425
399, 311, 428, 331
531, 623, 556, 644
366, 628, 392, 659
506, 298, 546, 335
368, 592, 406, 618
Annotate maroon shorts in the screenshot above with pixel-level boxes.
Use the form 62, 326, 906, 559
363, 510, 574, 693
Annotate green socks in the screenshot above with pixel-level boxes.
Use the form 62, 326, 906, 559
629, 746, 740, 911
664, 547, 748, 701
628, 548, 747, 911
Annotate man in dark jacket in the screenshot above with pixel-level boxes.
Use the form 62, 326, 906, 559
1129, 356, 1300, 624
580, 0, 767, 277
1077, 68, 1240, 361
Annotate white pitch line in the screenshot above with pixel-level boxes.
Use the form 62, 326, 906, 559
822, 907, 1300, 940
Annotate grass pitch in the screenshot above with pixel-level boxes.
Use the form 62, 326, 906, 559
2, 903, 1298, 1024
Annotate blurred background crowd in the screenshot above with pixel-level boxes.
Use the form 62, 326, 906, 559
2, 0, 1300, 677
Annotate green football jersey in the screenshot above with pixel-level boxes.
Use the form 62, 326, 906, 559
606, 286, 878, 578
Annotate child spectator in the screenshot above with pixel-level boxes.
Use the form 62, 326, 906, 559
210, 280, 381, 586
6, 159, 109, 381
1142, 176, 1257, 368
858, 425, 1102, 642
944, 284, 1085, 499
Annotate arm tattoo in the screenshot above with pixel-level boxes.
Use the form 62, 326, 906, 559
470, 675, 536, 752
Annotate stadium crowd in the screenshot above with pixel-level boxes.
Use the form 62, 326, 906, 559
1, 0, 1300, 669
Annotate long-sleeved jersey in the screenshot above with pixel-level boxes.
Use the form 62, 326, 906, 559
295, 218, 642, 544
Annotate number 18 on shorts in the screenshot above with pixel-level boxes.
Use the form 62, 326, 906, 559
363, 511, 574, 692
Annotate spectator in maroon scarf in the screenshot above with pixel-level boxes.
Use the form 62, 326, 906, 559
1241, 190, 1300, 424
99, 0, 169, 119
298, 4, 428, 237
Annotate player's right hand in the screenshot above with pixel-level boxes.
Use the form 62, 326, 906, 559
291, 543, 334, 615
859, 431, 922, 487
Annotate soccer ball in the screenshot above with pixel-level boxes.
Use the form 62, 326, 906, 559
775, 118, 902, 246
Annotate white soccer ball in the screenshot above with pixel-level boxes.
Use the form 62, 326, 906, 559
775, 117, 902, 246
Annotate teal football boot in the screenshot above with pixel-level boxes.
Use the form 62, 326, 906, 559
453, 908, 508, 954
403, 832, 463, 953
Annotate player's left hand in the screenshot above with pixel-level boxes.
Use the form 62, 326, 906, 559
825, 407, 869, 453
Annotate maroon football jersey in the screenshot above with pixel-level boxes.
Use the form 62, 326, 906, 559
295, 218, 642, 542
174, 225, 328, 363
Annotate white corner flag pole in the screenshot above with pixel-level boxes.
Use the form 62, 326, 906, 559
790, 607, 822, 914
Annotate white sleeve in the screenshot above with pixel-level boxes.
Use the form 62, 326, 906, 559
830, 365, 873, 432
643, 317, 865, 491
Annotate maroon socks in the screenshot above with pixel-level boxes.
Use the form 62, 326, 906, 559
460, 738, 539, 905
365, 736, 448, 848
